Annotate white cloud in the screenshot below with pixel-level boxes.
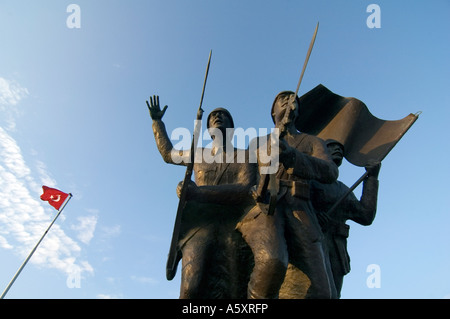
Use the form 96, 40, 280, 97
0, 235, 13, 250
35, 160, 57, 189
0, 78, 93, 277
71, 215, 98, 245
100, 224, 121, 239
0, 129, 31, 178
0, 78, 29, 106
0, 77, 29, 131
0, 127, 92, 275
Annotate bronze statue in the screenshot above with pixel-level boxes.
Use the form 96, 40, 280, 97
310, 140, 380, 297
143, 13, 422, 297
146, 38, 418, 298
146, 86, 416, 299
237, 91, 339, 299
147, 96, 256, 298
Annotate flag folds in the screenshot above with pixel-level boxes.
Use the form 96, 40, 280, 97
296, 84, 419, 167
40, 186, 69, 210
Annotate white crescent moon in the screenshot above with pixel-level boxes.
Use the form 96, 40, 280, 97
50, 195, 61, 202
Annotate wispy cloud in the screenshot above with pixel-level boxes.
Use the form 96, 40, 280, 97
101, 224, 121, 238
71, 214, 98, 245
0, 77, 29, 131
0, 78, 28, 106
0, 77, 93, 276
34, 160, 57, 189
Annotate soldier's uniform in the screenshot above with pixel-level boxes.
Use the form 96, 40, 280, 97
152, 109, 256, 298
238, 131, 339, 299
310, 175, 379, 297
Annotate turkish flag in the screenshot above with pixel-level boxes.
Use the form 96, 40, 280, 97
40, 186, 69, 210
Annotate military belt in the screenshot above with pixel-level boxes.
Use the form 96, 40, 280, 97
279, 179, 310, 200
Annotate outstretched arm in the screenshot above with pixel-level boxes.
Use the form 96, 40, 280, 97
147, 95, 189, 166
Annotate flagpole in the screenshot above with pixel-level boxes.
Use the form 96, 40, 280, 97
0, 193, 73, 299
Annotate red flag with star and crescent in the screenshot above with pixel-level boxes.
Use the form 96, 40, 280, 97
40, 186, 69, 210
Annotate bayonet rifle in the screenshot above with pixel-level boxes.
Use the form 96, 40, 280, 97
166, 50, 212, 280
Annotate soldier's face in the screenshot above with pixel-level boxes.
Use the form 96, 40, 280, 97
208, 111, 233, 130
272, 94, 299, 125
327, 143, 344, 167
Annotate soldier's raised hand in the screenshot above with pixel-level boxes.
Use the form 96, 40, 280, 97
146, 95, 168, 120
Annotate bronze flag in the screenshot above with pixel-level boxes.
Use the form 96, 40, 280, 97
296, 84, 419, 167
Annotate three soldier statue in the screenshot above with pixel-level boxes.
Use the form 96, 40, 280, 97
146, 26, 417, 297
147, 90, 381, 299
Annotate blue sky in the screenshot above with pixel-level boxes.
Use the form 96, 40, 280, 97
0, 1, 449, 299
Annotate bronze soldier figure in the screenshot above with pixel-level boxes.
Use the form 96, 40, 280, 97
147, 96, 256, 298
310, 139, 381, 297
237, 91, 339, 298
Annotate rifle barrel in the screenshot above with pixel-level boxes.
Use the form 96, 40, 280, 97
166, 50, 212, 280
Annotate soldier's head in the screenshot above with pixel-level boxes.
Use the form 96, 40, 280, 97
207, 108, 234, 140
326, 139, 345, 167
271, 91, 300, 127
